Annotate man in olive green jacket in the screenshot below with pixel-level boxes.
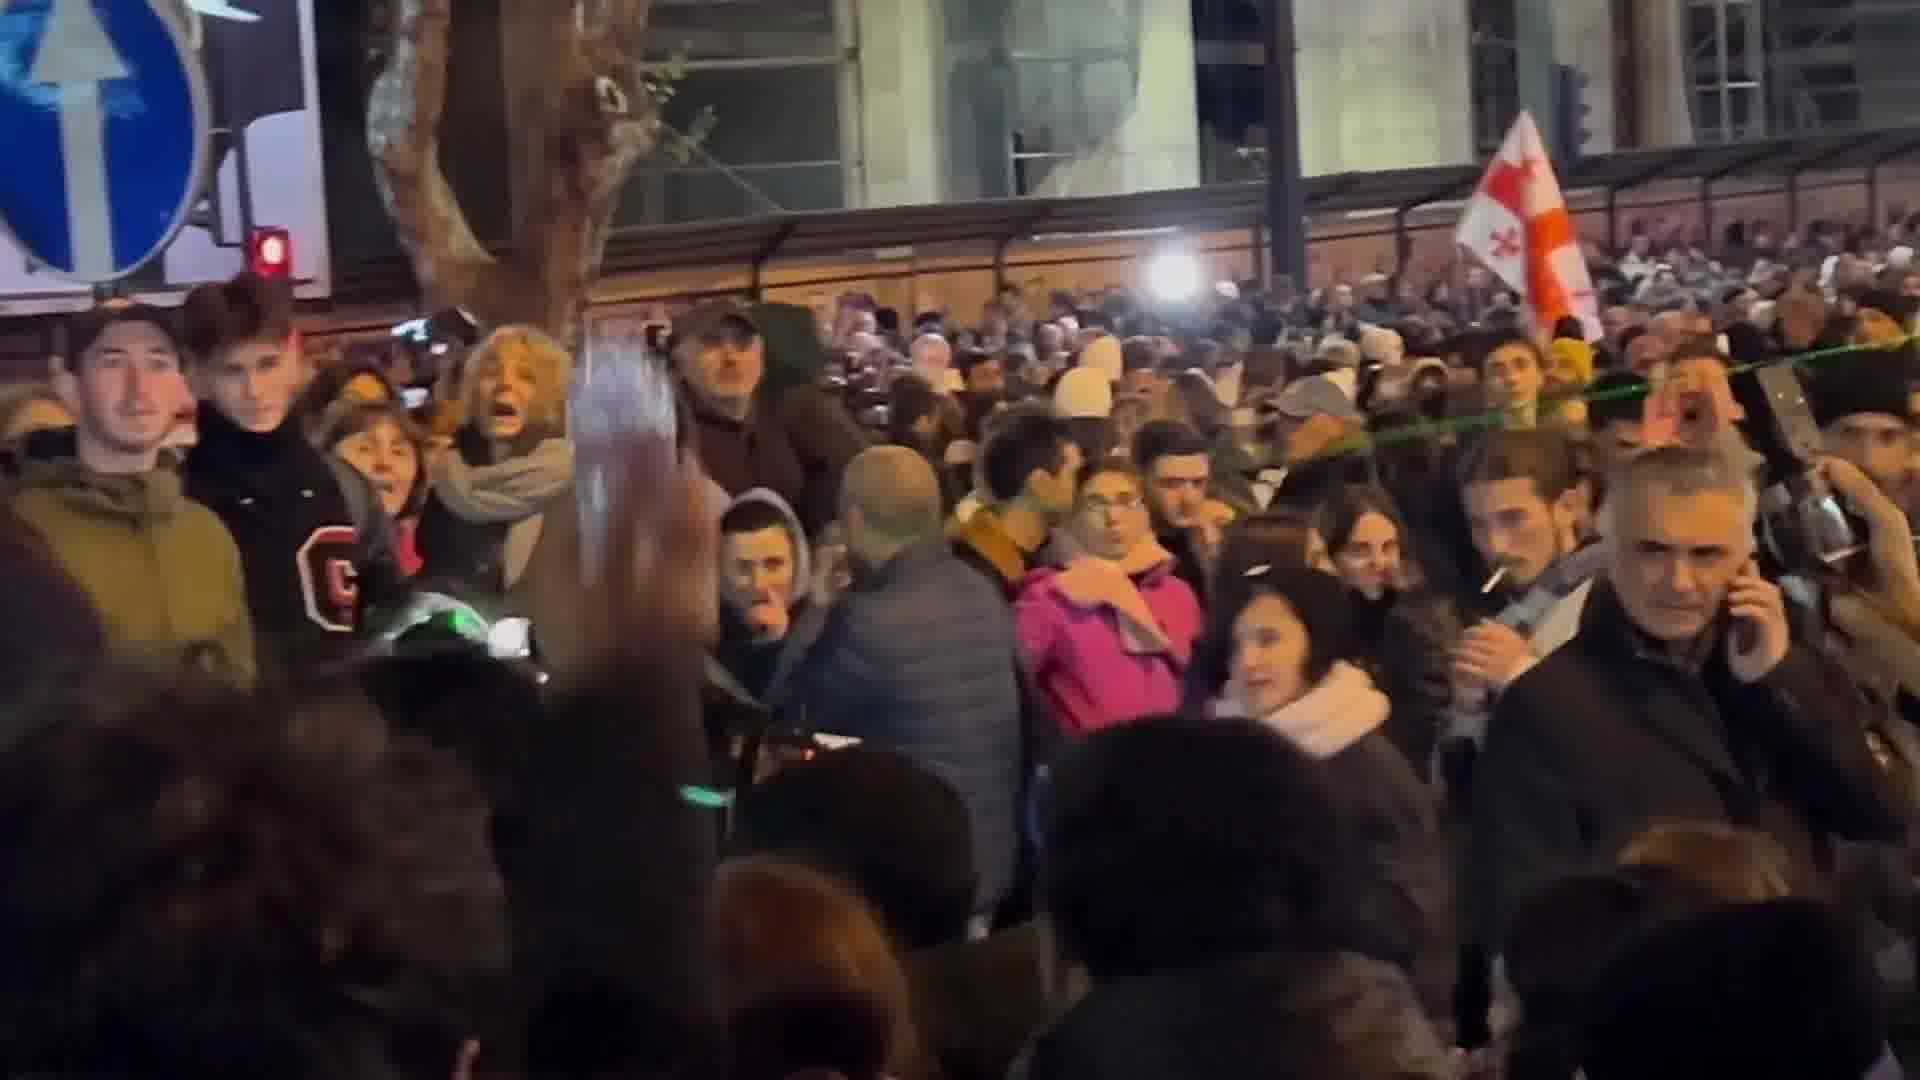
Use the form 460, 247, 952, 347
12, 307, 254, 684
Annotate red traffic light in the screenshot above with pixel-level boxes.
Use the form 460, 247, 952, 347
248, 227, 292, 279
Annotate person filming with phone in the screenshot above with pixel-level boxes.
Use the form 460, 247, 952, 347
1467, 445, 1908, 953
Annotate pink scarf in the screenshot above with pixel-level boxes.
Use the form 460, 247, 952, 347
1049, 537, 1179, 655
1217, 662, 1389, 759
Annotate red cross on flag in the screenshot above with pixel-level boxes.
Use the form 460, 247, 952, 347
1456, 112, 1600, 340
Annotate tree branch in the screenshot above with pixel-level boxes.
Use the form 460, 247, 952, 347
366, 0, 500, 314
503, 0, 663, 341
372, 0, 665, 342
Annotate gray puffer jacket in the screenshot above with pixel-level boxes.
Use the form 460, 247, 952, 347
775, 540, 1024, 909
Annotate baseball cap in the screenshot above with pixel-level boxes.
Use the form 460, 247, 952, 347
1270, 374, 1361, 424
667, 300, 760, 353
60, 303, 182, 366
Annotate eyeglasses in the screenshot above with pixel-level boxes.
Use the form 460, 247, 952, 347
1082, 493, 1145, 516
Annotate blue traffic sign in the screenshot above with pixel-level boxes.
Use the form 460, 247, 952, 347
0, 0, 210, 283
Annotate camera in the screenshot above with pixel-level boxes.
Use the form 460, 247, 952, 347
1735, 363, 1867, 571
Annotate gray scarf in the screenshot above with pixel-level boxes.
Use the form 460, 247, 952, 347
431, 437, 575, 587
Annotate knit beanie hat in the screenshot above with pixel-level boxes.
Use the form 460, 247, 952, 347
1079, 335, 1124, 383
1053, 366, 1114, 420
1549, 338, 1595, 385
1856, 289, 1918, 325
1358, 325, 1404, 365
1270, 374, 1360, 424
1808, 354, 1915, 427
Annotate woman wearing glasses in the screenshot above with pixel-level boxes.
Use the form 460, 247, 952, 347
1015, 459, 1203, 738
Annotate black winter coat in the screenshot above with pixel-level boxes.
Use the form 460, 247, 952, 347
1021, 948, 1456, 1080
1364, 588, 1466, 776
1467, 579, 1908, 946
682, 392, 813, 532
1317, 729, 1456, 1022
184, 409, 384, 678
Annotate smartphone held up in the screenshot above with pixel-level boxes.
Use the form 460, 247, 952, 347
570, 327, 681, 585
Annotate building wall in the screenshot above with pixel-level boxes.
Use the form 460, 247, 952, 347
932, 0, 1201, 202
1026, 0, 1202, 196
1295, 0, 1476, 173
854, 0, 947, 206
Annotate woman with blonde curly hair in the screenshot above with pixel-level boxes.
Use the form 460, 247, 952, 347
416, 325, 574, 595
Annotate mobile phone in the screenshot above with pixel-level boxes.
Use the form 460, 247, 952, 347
570, 334, 679, 582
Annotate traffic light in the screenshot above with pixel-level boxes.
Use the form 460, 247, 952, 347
248, 227, 292, 279
1551, 64, 1594, 166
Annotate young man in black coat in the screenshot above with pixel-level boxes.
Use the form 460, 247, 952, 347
181, 273, 397, 679
1468, 446, 1908, 952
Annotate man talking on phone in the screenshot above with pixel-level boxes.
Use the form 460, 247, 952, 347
1467, 445, 1908, 950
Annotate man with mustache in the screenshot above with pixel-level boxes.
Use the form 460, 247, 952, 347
12, 306, 254, 683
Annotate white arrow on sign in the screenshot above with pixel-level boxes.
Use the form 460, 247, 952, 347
185, 0, 259, 22
28, 0, 130, 280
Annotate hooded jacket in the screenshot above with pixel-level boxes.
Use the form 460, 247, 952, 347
0, 508, 103, 691
1015, 555, 1202, 738
715, 487, 813, 702
12, 459, 254, 684
183, 408, 371, 678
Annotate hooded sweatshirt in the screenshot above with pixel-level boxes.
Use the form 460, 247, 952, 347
13, 458, 255, 684
184, 408, 365, 678
715, 488, 813, 701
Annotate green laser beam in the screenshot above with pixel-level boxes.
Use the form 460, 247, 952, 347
1318, 333, 1918, 458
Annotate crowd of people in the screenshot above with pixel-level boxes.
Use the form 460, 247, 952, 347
1, 209, 1919, 1079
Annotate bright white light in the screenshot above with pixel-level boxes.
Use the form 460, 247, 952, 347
1145, 251, 1203, 303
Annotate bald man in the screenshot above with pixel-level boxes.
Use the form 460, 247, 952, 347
773, 446, 1025, 913
842, 445, 946, 570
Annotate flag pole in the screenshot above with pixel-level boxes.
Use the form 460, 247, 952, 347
1263, 0, 1307, 287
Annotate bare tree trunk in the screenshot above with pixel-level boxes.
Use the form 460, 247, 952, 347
367, 0, 661, 345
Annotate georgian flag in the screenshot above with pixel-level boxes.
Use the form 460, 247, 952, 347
1456, 112, 1601, 341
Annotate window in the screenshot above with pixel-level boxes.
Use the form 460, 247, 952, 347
622, 0, 849, 225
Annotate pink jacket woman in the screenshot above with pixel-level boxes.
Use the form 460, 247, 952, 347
1015, 460, 1203, 738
